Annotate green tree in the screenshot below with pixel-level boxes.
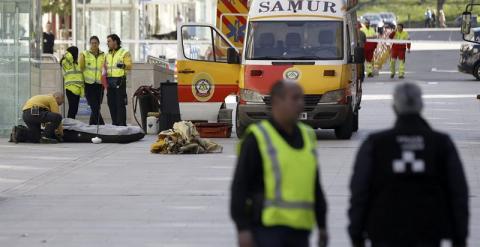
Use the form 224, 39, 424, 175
41, 0, 71, 16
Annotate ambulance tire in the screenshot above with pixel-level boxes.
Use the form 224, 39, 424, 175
335, 109, 354, 140
235, 104, 246, 138
353, 111, 359, 133
474, 63, 480, 80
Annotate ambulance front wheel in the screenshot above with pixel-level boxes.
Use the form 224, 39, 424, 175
334, 109, 354, 140
236, 104, 246, 138
353, 111, 359, 133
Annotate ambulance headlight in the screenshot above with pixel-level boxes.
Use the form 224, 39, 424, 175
240, 89, 265, 104
319, 89, 346, 104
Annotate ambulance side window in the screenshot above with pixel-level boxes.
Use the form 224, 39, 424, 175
181, 25, 232, 63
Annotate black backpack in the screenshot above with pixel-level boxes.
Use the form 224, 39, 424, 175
9, 125, 29, 143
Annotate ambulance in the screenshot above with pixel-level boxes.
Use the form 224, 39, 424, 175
176, 0, 364, 139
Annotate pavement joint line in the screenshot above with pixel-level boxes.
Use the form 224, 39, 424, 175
0, 144, 122, 198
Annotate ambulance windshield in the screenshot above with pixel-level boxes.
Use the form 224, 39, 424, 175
245, 21, 344, 60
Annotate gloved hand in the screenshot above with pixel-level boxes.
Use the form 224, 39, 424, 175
116, 63, 125, 69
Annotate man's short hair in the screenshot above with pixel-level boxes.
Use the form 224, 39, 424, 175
398, 23, 404, 28
393, 83, 424, 115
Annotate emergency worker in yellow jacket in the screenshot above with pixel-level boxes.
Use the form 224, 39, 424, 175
231, 80, 328, 247
106, 34, 132, 126
79, 36, 106, 125
61, 46, 84, 119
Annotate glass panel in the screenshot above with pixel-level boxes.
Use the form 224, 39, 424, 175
0, 0, 37, 136
85, 8, 111, 52
213, 30, 232, 63
246, 21, 344, 60
182, 26, 214, 61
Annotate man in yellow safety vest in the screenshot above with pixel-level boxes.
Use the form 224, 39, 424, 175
389, 24, 411, 79
231, 80, 328, 247
79, 36, 106, 125
106, 34, 132, 126
360, 21, 378, 78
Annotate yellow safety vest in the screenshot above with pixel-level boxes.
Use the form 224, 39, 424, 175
361, 27, 377, 38
106, 48, 128, 78
62, 52, 84, 96
244, 120, 317, 230
82, 50, 105, 84
393, 30, 409, 40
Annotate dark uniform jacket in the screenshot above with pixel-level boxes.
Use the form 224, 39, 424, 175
348, 114, 469, 246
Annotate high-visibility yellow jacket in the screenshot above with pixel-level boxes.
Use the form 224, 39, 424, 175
106, 47, 132, 78
389, 30, 411, 50
361, 26, 377, 38
80, 49, 105, 84
62, 52, 84, 96
243, 120, 318, 230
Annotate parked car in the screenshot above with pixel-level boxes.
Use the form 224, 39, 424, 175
360, 13, 385, 33
454, 15, 478, 27
458, 27, 480, 80
379, 12, 397, 28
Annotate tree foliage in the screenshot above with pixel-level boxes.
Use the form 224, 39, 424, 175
41, 0, 71, 16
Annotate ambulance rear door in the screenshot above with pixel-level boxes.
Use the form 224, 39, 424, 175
216, 0, 249, 50
176, 24, 241, 121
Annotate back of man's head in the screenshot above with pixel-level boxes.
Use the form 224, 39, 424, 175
393, 83, 423, 115
52, 92, 64, 106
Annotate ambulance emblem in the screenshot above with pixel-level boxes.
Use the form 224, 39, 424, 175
192, 73, 215, 102
284, 69, 301, 81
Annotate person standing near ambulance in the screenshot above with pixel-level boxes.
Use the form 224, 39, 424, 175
231, 80, 328, 247
389, 24, 411, 79
106, 34, 132, 126
79, 36, 105, 125
361, 20, 378, 78
61, 46, 84, 119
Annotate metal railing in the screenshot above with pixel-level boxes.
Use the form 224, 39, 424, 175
146, 55, 175, 72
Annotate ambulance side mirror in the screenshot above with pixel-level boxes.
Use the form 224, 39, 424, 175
227, 47, 240, 64
353, 46, 365, 64
462, 11, 472, 35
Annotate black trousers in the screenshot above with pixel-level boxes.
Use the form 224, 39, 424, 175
66, 89, 80, 119
253, 226, 310, 247
372, 241, 441, 247
85, 83, 105, 125
22, 109, 62, 142
107, 77, 127, 126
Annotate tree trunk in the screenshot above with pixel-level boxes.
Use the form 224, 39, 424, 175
437, 0, 446, 14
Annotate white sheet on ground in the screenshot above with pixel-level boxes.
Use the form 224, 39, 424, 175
62, 118, 144, 136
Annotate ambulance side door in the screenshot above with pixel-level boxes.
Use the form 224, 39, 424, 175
347, 13, 362, 111
177, 24, 241, 103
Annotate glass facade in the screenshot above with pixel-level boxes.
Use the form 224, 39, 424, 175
75, 0, 216, 61
0, 0, 42, 136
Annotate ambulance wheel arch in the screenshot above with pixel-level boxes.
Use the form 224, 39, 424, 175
176, 24, 241, 121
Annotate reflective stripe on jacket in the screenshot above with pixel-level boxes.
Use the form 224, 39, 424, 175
82, 50, 105, 84
244, 120, 317, 230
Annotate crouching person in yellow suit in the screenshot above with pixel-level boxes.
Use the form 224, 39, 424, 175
10, 93, 65, 144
